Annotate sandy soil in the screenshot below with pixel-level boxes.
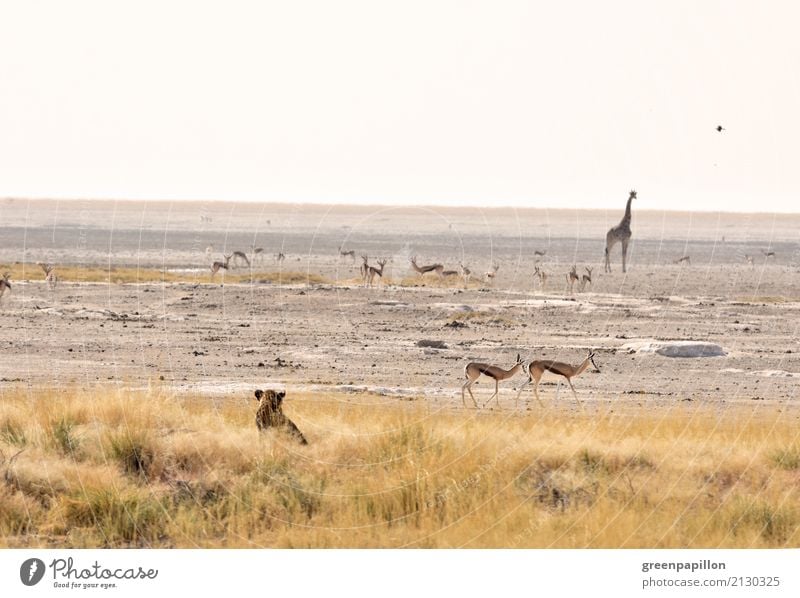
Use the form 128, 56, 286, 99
1, 198, 799, 410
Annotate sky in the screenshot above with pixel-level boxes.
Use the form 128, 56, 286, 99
0, 1, 798, 212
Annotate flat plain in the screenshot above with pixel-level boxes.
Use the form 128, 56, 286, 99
0, 198, 798, 547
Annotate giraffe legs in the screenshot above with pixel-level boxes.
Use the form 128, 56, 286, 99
604, 236, 618, 272
621, 239, 629, 273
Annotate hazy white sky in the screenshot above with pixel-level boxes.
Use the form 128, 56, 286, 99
1, 1, 798, 212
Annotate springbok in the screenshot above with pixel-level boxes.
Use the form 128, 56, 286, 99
459, 263, 472, 285
230, 251, 250, 269
566, 265, 579, 294
485, 263, 499, 285
211, 255, 232, 279
365, 258, 388, 287
516, 350, 601, 408
37, 262, 58, 290
461, 353, 524, 409
339, 246, 356, 261
533, 266, 548, 291
579, 266, 593, 292
410, 256, 444, 278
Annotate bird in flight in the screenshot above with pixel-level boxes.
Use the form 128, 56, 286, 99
716, 125, 725, 132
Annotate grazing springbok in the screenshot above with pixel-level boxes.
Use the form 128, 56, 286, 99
461, 353, 525, 409
674, 255, 691, 265
230, 251, 250, 269
516, 350, 601, 408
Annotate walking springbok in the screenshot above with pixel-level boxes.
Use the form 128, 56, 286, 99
674, 255, 691, 265
338, 246, 356, 262
533, 266, 548, 291
516, 350, 601, 409
275, 252, 286, 263
461, 353, 524, 409
534, 250, 547, 258
579, 266, 593, 292
566, 265, 579, 294
485, 263, 499, 285
605, 189, 636, 273
410, 256, 444, 278
365, 258, 388, 287
211, 255, 232, 279
0, 272, 11, 300
37, 262, 58, 290
762, 250, 776, 259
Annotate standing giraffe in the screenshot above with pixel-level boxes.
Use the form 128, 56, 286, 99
604, 190, 636, 273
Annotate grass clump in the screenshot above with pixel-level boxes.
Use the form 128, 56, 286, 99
107, 430, 156, 478
770, 446, 800, 470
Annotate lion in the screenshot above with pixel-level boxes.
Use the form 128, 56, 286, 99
253, 389, 308, 445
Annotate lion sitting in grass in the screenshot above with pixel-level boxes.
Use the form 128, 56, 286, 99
253, 389, 308, 445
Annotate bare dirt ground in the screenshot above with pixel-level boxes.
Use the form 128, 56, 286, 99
1, 198, 799, 411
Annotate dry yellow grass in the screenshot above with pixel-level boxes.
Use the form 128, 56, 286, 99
1, 386, 799, 548
1, 263, 330, 285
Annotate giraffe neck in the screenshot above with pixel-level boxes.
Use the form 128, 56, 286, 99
619, 197, 633, 228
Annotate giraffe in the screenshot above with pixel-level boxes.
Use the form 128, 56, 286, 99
604, 190, 636, 273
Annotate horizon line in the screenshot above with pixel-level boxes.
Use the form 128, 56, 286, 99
3, 195, 800, 217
